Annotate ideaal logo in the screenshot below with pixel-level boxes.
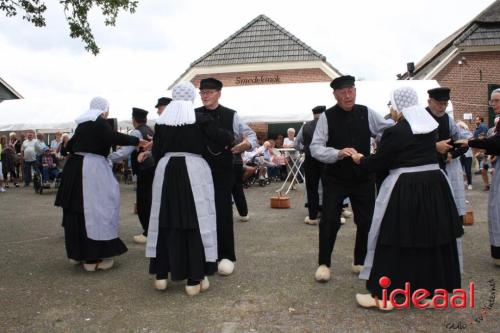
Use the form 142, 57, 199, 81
444, 279, 496, 330
378, 276, 475, 309
376, 276, 496, 329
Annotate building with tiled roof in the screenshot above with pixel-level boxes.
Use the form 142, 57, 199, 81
399, 0, 500, 126
170, 14, 341, 90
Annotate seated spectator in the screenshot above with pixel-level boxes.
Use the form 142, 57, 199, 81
283, 128, 296, 148
262, 140, 284, 180
39, 147, 60, 185
242, 145, 260, 164
268, 139, 288, 180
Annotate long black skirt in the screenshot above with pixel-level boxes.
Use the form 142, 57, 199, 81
367, 170, 462, 298
63, 210, 127, 262
149, 156, 216, 281
149, 227, 216, 281
55, 154, 84, 213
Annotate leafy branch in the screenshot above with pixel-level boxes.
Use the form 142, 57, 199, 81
1, 0, 139, 55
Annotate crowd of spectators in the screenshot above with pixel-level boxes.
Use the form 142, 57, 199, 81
0, 118, 496, 194
0, 131, 71, 192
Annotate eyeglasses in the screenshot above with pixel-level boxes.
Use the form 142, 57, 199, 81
199, 90, 217, 96
489, 99, 500, 106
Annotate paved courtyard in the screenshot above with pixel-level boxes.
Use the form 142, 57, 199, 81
0, 175, 498, 333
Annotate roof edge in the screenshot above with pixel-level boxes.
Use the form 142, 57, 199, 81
402, 1, 500, 78
0, 76, 23, 99
190, 14, 327, 68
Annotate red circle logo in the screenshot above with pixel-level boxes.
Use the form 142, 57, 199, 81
379, 276, 391, 288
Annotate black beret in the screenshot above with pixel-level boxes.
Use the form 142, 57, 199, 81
330, 75, 355, 90
427, 87, 451, 101
155, 97, 172, 108
312, 105, 326, 114
199, 77, 223, 90
132, 107, 148, 120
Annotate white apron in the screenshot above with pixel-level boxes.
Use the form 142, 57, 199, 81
78, 152, 120, 241
446, 157, 466, 216
146, 152, 218, 262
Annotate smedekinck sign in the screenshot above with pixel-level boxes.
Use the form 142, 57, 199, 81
235, 75, 280, 85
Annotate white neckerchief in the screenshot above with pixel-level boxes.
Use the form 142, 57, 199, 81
75, 109, 105, 124
155, 100, 196, 126
75, 96, 109, 125
402, 105, 438, 134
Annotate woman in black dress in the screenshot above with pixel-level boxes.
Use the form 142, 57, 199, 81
352, 87, 463, 310
146, 82, 233, 296
55, 96, 147, 272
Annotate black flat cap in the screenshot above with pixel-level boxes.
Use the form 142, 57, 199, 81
330, 75, 355, 90
312, 105, 326, 114
155, 97, 172, 108
427, 87, 451, 101
199, 77, 223, 90
132, 107, 148, 120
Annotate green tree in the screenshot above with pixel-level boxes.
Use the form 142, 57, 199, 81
0, 0, 139, 55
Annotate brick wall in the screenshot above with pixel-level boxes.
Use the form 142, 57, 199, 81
248, 122, 268, 142
434, 51, 500, 129
192, 68, 331, 88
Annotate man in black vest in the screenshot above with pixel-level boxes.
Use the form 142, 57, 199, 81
310, 75, 392, 282
426, 87, 470, 223
426, 87, 469, 167
109, 107, 155, 244
195, 77, 257, 276
295, 105, 325, 225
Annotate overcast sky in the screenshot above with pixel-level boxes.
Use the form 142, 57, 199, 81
0, 0, 496, 121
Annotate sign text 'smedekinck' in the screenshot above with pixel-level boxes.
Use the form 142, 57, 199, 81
235, 76, 281, 85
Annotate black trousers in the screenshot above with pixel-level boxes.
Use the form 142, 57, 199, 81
232, 163, 248, 217
212, 170, 236, 261
136, 169, 155, 236
460, 155, 472, 186
319, 179, 376, 266
304, 155, 323, 220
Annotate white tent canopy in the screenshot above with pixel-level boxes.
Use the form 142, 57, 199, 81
221, 80, 452, 123
0, 80, 450, 131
